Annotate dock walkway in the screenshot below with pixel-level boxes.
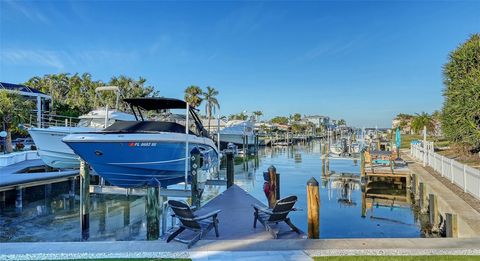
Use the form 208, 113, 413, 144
0, 159, 78, 192
175, 184, 306, 241
403, 152, 480, 237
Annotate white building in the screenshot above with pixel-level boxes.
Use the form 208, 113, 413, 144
304, 115, 330, 128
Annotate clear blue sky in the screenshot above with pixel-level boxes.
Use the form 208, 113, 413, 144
1, 1, 479, 127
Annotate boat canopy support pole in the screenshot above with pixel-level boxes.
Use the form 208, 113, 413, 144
130, 104, 138, 121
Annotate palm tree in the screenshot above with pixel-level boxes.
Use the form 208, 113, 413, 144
252, 111, 263, 122
184, 86, 203, 108
202, 86, 220, 132
411, 112, 435, 134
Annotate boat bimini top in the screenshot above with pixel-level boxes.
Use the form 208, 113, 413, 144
110, 97, 209, 137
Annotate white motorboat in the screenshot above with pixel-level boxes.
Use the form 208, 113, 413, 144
219, 120, 256, 149
28, 86, 135, 168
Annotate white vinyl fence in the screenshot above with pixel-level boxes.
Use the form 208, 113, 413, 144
411, 141, 480, 200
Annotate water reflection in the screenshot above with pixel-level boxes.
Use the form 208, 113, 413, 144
0, 140, 429, 241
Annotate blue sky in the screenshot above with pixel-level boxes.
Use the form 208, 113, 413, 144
1, 1, 479, 127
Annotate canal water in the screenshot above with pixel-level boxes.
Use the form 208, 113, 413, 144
0, 140, 426, 242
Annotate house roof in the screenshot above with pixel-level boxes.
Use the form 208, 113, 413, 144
0, 82, 46, 94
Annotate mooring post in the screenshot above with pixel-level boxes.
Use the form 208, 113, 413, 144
15, 187, 22, 213
146, 179, 160, 240
79, 160, 90, 240
360, 150, 365, 178
307, 177, 320, 239
419, 182, 427, 213
428, 193, 439, 229
190, 147, 201, 208
446, 213, 458, 238
226, 150, 234, 188
268, 165, 277, 208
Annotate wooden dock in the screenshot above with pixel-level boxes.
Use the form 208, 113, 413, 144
169, 185, 306, 241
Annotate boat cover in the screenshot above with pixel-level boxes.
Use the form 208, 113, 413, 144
103, 121, 193, 134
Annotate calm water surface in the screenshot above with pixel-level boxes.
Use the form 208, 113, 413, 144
0, 140, 423, 242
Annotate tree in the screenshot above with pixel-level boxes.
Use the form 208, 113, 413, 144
252, 111, 263, 121
202, 86, 220, 132
337, 119, 346, 126
184, 86, 203, 108
0, 91, 34, 152
229, 112, 247, 120
441, 34, 480, 151
411, 112, 434, 134
25, 73, 157, 117
271, 116, 289, 125
291, 123, 306, 134
292, 113, 302, 122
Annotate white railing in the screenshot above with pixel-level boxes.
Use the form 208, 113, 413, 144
411, 141, 480, 200
28, 111, 80, 128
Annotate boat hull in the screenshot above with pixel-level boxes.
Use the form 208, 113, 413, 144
28, 127, 96, 168
219, 133, 255, 147
63, 133, 219, 188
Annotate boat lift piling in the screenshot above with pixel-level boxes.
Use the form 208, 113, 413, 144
146, 179, 161, 240
190, 147, 201, 208
226, 150, 234, 188
79, 160, 90, 241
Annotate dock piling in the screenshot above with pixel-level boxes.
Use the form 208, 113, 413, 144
69, 177, 76, 210
146, 180, 160, 240
419, 182, 427, 213
226, 150, 234, 188
428, 193, 439, 229
446, 213, 458, 238
190, 147, 201, 208
79, 160, 90, 240
307, 177, 320, 239
268, 165, 277, 208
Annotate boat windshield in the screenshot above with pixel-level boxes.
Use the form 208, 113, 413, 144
77, 118, 115, 128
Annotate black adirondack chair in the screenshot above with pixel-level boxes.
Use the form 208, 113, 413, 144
166, 200, 220, 248
253, 195, 301, 239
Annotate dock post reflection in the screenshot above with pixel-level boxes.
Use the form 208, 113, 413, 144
98, 196, 106, 233
123, 199, 130, 227
44, 184, 52, 215
69, 177, 76, 210
15, 187, 23, 213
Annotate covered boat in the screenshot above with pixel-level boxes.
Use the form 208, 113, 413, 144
63, 97, 219, 188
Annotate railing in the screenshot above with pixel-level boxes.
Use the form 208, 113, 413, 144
28, 111, 80, 128
411, 141, 480, 200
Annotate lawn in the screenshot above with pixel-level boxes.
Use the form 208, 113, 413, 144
314, 256, 479, 261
